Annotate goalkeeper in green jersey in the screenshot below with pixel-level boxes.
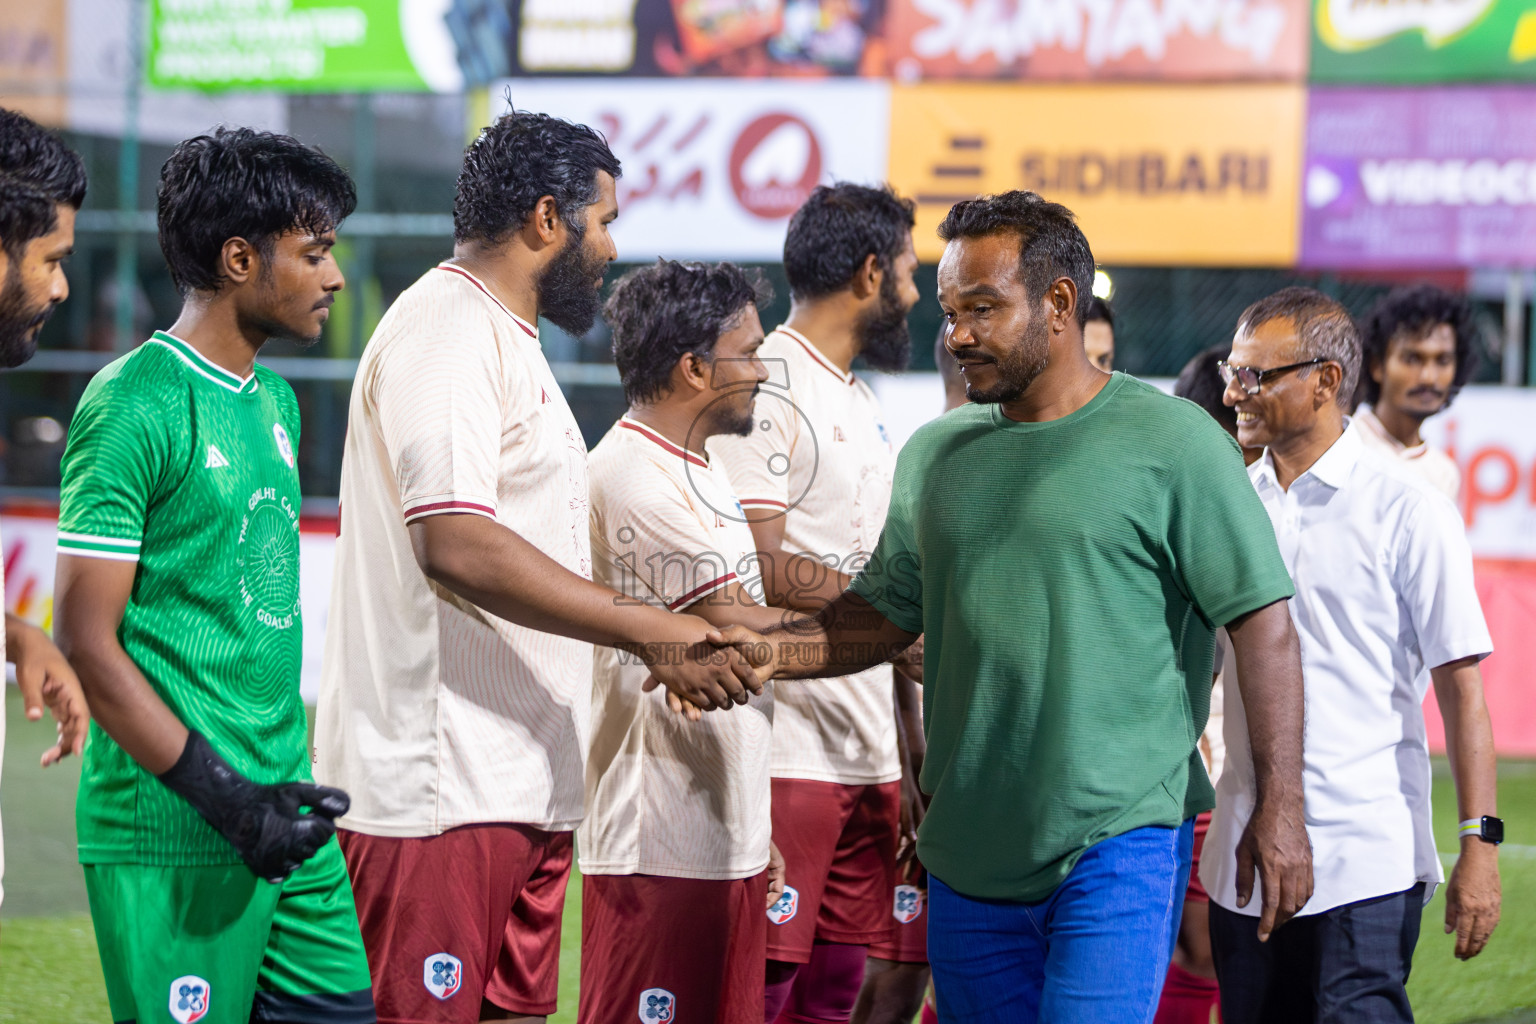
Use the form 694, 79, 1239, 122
53, 128, 374, 1024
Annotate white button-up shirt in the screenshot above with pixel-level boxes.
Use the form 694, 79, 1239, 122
1202, 422, 1493, 916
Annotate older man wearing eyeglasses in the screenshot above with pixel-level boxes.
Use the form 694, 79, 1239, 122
1204, 287, 1500, 1024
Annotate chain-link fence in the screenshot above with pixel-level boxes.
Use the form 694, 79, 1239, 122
0, 246, 1516, 500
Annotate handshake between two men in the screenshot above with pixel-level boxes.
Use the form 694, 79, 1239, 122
639, 588, 916, 722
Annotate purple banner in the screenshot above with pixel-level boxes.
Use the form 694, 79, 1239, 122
1300, 87, 1536, 269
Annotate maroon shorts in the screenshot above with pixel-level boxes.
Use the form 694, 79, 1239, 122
339, 824, 573, 1023
579, 871, 768, 1024
1184, 812, 1212, 904
867, 869, 928, 965
767, 778, 901, 963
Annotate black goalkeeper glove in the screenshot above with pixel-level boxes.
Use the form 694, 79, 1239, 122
157, 730, 350, 884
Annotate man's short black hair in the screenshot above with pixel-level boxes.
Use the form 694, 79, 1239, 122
606, 260, 772, 406
937, 191, 1097, 327
1358, 285, 1480, 408
783, 183, 915, 302
1085, 296, 1114, 328
0, 108, 87, 258
1175, 344, 1238, 437
156, 127, 356, 295
455, 110, 622, 245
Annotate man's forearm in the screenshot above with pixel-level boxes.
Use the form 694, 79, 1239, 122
62, 639, 186, 774
1433, 659, 1498, 825
414, 516, 699, 648
759, 592, 917, 679
55, 557, 188, 774
1226, 601, 1307, 810
757, 548, 853, 614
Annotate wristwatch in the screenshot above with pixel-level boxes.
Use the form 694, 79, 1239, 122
1459, 816, 1504, 845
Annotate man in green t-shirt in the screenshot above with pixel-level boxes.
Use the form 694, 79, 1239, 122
710, 191, 1313, 1022
54, 128, 374, 1024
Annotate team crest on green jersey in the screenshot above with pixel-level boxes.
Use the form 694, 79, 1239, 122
239, 486, 300, 630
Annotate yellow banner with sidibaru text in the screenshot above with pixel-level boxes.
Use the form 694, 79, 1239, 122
889, 83, 1306, 266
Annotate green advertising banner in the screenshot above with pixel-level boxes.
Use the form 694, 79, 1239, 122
149, 0, 465, 92
1311, 0, 1536, 81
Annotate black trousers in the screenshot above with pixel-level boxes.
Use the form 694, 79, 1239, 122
1209, 883, 1425, 1024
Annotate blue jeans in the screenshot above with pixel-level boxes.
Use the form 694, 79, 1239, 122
928, 819, 1195, 1024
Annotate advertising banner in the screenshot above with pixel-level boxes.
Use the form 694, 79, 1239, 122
3, 508, 338, 705
0, 0, 66, 126
148, 0, 465, 92
884, 0, 1308, 81
490, 79, 891, 261
1300, 87, 1536, 269
1418, 387, 1536, 756
509, 0, 885, 76
1311, 0, 1536, 82
887, 83, 1304, 264
74, 0, 288, 144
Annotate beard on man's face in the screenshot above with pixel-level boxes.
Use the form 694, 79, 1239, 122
247, 265, 327, 349
716, 390, 759, 437
537, 228, 607, 336
966, 312, 1051, 406
0, 261, 56, 369
855, 273, 913, 373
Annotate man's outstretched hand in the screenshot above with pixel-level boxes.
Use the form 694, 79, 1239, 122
1236, 797, 1314, 941
10, 617, 89, 766
635, 617, 767, 720
707, 625, 777, 682
157, 731, 349, 883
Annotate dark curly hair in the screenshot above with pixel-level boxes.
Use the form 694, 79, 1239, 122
455, 110, 622, 245
1358, 285, 1480, 408
0, 108, 87, 258
1175, 344, 1237, 437
605, 260, 772, 407
1085, 296, 1114, 328
937, 190, 1097, 327
156, 127, 356, 295
783, 183, 915, 302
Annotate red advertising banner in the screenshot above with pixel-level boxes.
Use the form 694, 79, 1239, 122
884, 0, 1309, 79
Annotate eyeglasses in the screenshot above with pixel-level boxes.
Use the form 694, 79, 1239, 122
1217, 357, 1327, 396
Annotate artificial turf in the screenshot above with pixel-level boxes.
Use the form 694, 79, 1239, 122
2, 689, 1533, 1024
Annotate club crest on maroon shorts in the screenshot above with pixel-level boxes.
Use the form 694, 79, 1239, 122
423, 952, 463, 1000
893, 884, 925, 924
639, 987, 676, 1022
767, 885, 800, 924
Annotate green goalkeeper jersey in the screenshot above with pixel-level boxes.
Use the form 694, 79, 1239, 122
60, 332, 307, 866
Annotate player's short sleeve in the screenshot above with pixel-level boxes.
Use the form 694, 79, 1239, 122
1165, 421, 1295, 628
847, 445, 924, 634
1394, 492, 1492, 669
58, 378, 178, 562
601, 471, 744, 611
371, 313, 507, 524
709, 383, 799, 514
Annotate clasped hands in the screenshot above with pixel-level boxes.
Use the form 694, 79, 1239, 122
638, 624, 778, 722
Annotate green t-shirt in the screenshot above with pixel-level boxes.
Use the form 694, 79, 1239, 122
849, 373, 1294, 902
59, 332, 307, 866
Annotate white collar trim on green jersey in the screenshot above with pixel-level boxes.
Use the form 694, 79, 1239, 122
148, 331, 260, 394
